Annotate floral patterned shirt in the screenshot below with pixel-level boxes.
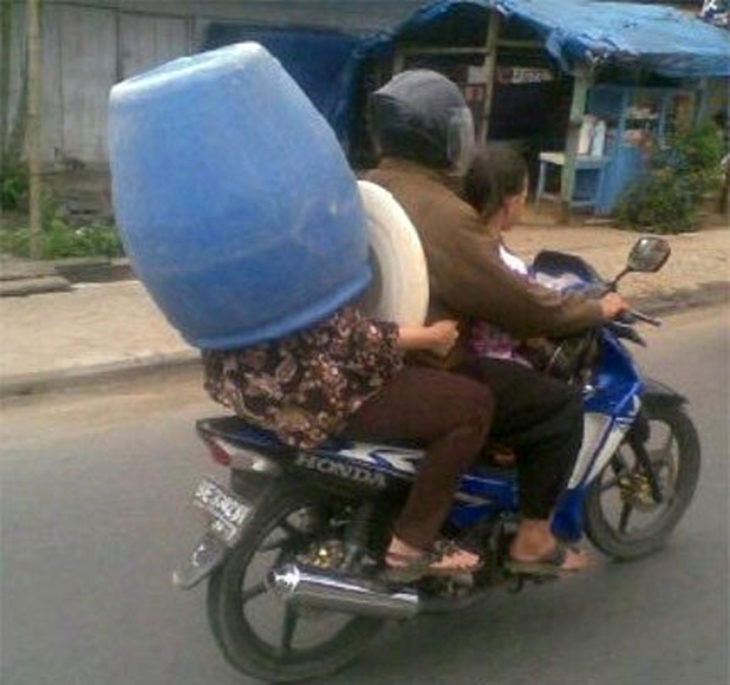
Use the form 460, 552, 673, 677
202, 307, 402, 448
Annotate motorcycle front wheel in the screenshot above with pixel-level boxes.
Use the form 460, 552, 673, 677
584, 404, 700, 560
206, 485, 385, 683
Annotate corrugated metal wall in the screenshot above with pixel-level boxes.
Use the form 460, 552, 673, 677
1, 0, 423, 167
52, 5, 118, 164
3, 1, 193, 166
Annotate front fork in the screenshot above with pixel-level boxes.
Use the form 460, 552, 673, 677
624, 417, 664, 504
552, 409, 665, 543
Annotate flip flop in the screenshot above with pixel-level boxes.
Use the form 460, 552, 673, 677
506, 543, 586, 578
384, 542, 483, 583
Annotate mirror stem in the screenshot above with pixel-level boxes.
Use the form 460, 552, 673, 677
609, 267, 631, 291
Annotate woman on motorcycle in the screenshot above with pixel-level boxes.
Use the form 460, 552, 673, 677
203, 309, 491, 578
366, 71, 628, 574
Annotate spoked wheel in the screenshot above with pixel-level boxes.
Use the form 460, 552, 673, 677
207, 487, 385, 683
584, 405, 700, 560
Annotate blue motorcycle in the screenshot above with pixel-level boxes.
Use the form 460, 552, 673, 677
174, 236, 700, 683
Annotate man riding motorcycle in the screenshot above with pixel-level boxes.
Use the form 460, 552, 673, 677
365, 69, 629, 574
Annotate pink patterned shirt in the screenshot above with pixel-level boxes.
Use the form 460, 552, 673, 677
469, 244, 532, 367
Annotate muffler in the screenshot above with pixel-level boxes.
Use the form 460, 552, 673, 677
267, 563, 419, 620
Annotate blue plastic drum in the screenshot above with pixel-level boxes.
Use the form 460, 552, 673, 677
108, 43, 371, 350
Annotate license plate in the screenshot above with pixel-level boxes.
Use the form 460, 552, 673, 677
191, 478, 251, 545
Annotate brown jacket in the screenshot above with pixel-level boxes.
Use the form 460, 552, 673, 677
365, 158, 604, 345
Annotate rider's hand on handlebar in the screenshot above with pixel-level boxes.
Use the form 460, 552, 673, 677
600, 293, 630, 320
427, 319, 460, 357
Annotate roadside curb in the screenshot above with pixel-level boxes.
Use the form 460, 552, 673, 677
631, 281, 729, 316
0, 275, 72, 296
0, 349, 200, 399
1, 284, 727, 399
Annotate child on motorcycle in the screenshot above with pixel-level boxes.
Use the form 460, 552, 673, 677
461, 146, 629, 573
203, 307, 491, 578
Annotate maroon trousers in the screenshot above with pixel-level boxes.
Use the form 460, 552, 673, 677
342, 366, 493, 550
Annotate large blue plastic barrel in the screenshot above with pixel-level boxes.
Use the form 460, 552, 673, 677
108, 43, 371, 350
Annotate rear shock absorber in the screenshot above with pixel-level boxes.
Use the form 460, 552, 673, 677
342, 501, 376, 571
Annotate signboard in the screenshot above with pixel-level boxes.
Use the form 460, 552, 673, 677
497, 67, 554, 84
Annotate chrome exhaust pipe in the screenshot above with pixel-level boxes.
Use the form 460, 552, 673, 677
267, 563, 419, 620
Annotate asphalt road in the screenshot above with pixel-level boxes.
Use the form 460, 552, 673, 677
1, 305, 728, 685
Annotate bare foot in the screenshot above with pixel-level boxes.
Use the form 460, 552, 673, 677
559, 547, 592, 572
509, 519, 593, 574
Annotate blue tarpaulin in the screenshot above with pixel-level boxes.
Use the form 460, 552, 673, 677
206, 0, 730, 149
484, 0, 730, 77
362, 0, 730, 77
203, 26, 359, 140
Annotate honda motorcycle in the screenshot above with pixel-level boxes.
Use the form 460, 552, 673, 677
173, 236, 700, 683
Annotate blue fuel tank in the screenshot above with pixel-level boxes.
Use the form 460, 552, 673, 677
108, 43, 371, 350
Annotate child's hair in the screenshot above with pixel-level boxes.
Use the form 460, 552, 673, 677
463, 146, 528, 219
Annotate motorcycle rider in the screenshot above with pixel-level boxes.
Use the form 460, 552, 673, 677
366, 70, 629, 573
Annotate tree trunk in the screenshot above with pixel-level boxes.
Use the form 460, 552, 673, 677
27, 0, 42, 259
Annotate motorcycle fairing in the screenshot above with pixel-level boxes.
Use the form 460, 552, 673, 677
583, 329, 643, 417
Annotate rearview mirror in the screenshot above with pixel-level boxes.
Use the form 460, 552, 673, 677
627, 237, 671, 274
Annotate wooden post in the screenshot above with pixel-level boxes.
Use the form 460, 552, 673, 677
26, 0, 42, 258
479, 8, 500, 146
559, 65, 591, 224
694, 78, 709, 125
0, 0, 12, 168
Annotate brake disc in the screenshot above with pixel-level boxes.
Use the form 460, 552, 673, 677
618, 454, 677, 512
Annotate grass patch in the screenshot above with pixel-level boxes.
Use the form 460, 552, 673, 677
0, 214, 124, 259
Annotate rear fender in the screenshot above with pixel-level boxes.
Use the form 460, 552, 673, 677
172, 531, 229, 590
173, 473, 282, 591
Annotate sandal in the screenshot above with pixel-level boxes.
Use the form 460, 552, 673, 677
384, 539, 483, 583
506, 543, 590, 578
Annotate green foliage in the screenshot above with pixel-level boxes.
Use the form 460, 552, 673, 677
616, 124, 725, 234
0, 211, 124, 259
616, 171, 697, 234
0, 163, 29, 211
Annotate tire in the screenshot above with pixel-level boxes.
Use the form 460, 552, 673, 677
207, 486, 385, 683
584, 405, 700, 560
357, 180, 429, 326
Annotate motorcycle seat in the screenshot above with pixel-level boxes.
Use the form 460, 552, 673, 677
196, 416, 423, 457
196, 417, 515, 480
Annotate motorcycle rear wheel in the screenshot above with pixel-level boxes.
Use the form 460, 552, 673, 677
584, 405, 700, 560
207, 486, 385, 683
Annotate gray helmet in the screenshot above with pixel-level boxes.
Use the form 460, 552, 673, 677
369, 70, 475, 174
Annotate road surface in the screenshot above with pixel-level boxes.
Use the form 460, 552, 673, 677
1, 305, 727, 684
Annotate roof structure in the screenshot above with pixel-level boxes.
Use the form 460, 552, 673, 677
206, 0, 729, 149
367, 0, 730, 77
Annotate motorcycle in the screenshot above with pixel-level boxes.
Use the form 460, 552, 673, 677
173, 236, 700, 683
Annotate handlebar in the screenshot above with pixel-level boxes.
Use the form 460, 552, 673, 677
606, 321, 647, 347
625, 309, 662, 327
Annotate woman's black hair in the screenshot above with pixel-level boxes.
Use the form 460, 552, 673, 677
463, 146, 528, 219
